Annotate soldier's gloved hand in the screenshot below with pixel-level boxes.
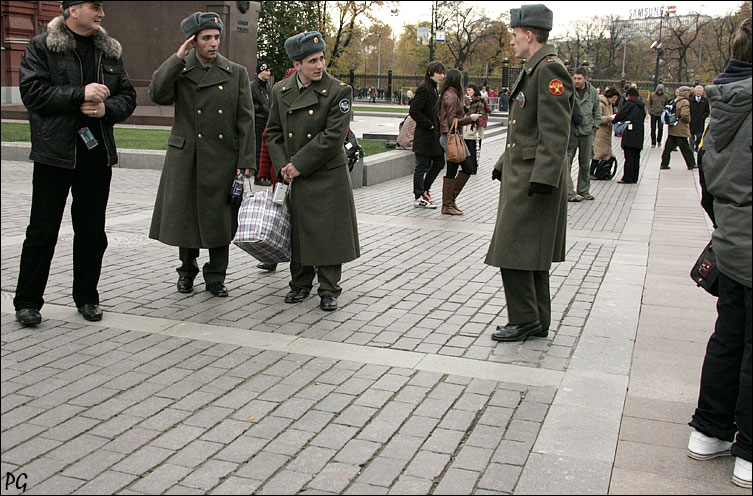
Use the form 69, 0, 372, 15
492, 169, 502, 182
528, 182, 555, 197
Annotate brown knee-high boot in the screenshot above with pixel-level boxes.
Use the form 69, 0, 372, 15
442, 178, 462, 215
452, 171, 471, 213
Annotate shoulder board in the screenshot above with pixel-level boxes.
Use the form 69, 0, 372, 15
330, 80, 346, 87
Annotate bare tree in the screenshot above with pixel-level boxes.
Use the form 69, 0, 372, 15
441, 2, 494, 70
663, 13, 714, 81
325, 1, 385, 69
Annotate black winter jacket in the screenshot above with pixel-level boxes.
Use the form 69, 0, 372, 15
614, 97, 646, 150
249, 77, 271, 130
19, 16, 136, 168
409, 80, 443, 156
689, 95, 710, 134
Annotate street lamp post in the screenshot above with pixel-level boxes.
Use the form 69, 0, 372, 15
377, 33, 381, 92
653, 13, 665, 87
429, 0, 436, 62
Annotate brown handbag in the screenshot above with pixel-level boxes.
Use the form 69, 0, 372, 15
446, 117, 467, 163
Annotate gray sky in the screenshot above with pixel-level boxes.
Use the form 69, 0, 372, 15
376, 1, 744, 38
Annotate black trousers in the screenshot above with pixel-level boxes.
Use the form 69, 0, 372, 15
413, 152, 444, 199
177, 246, 229, 284
464, 138, 481, 175
500, 268, 551, 329
650, 115, 664, 145
661, 135, 696, 169
621, 147, 641, 183
690, 272, 752, 462
690, 132, 704, 152
14, 160, 111, 310
290, 263, 342, 297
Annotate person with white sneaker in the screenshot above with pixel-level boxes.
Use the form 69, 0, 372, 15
687, 16, 752, 490
409, 61, 446, 209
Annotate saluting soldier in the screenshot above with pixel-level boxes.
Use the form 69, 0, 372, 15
148, 12, 255, 297
485, 4, 574, 342
265, 31, 360, 311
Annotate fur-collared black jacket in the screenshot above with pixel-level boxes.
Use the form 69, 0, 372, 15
19, 16, 136, 168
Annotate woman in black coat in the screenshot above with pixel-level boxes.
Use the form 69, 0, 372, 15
614, 87, 646, 183
408, 61, 446, 208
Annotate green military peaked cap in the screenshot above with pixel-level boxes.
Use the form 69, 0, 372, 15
285, 31, 326, 61
510, 4, 553, 31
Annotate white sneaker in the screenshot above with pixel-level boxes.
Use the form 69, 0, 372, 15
414, 197, 431, 208
687, 430, 732, 460
413, 197, 423, 208
421, 193, 438, 209
733, 457, 752, 488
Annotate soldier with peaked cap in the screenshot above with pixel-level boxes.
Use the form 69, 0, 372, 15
485, 4, 574, 342
265, 31, 360, 312
148, 11, 255, 298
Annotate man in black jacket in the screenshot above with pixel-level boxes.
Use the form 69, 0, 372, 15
13, 0, 136, 326
409, 60, 446, 208
250, 60, 272, 184
689, 85, 710, 152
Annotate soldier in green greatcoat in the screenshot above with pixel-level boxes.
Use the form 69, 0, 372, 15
485, 4, 574, 342
265, 31, 360, 312
148, 12, 255, 298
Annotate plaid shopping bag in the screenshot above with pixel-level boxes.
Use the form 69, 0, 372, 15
233, 185, 291, 264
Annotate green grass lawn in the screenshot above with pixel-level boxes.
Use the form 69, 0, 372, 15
2, 122, 172, 150
2, 122, 392, 156
353, 106, 407, 113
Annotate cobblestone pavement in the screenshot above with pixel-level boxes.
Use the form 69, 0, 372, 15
1, 128, 745, 494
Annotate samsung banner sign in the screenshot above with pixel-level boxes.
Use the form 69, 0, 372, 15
629, 5, 676, 19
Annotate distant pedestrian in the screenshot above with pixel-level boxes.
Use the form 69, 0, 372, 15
149, 12, 256, 298
571, 66, 600, 200
688, 16, 752, 490
463, 84, 492, 176
13, 1, 136, 327
486, 3, 573, 342
649, 83, 669, 147
250, 60, 273, 185
405, 88, 414, 104
614, 87, 645, 184
689, 85, 710, 152
480, 85, 488, 99
566, 99, 585, 202
265, 31, 360, 312
437, 68, 481, 215
593, 85, 618, 165
409, 60, 446, 209
660, 86, 696, 170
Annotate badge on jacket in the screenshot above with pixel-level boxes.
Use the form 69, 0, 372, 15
517, 92, 526, 107
339, 99, 351, 113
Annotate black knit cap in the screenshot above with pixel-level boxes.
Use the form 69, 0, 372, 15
257, 61, 271, 74
181, 12, 224, 39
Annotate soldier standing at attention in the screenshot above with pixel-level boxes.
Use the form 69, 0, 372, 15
485, 4, 574, 342
149, 12, 256, 297
265, 31, 360, 312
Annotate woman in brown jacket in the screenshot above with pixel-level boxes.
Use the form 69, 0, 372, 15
593, 86, 619, 162
437, 69, 480, 215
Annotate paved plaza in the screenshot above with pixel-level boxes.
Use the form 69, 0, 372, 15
1, 126, 747, 494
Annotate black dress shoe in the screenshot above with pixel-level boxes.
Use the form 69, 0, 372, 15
492, 320, 543, 342
16, 308, 41, 326
177, 276, 194, 293
207, 282, 229, 297
257, 262, 278, 272
78, 304, 103, 322
285, 288, 310, 303
320, 295, 338, 311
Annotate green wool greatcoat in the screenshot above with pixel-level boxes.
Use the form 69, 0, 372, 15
485, 44, 573, 271
148, 51, 256, 249
265, 71, 360, 266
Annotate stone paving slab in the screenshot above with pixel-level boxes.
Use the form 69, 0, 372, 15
2, 126, 739, 494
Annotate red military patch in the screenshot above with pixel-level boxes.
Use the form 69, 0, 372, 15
549, 79, 564, 95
